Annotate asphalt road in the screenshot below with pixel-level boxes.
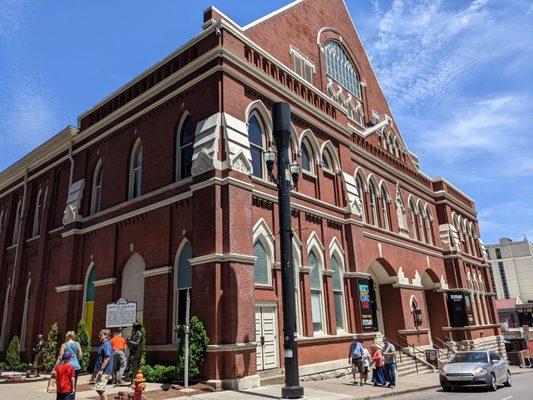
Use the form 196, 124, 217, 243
386, 371, 530, 400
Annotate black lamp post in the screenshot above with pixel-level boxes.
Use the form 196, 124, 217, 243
267, 102, 304, 399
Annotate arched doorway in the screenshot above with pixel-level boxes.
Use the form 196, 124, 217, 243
122, 253, 146, 323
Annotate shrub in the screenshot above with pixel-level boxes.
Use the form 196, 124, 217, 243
140, 325, 147, 368
175, 316, 209, 378
16, 362, 28, 372
142, 364, 178, 383
43, 323, 61, 372
76, 320, 91, 372
6, 336, 21, 370
0, 361, 9, 371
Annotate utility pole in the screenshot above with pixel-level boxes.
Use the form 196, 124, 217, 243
272, 102, 304, 399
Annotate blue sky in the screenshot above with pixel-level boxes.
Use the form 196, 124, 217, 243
0, 0, 531, 244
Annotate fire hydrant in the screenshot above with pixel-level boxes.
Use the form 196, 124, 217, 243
132, 369, 147, 400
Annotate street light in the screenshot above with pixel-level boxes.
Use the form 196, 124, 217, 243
271, 102, 304, 399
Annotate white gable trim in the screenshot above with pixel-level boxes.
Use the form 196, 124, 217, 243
243, 0, 304, 30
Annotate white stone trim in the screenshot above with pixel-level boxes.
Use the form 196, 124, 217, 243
189, 253, 256, 266
143, 266, 173, 277
206, 342, 258, 352
93, 278, 117, 287
55, 284, 83, 293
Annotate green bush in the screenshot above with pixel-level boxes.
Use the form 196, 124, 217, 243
142, 364, 178, 383
175, 316, 209, 378
76, 320, 91, 372
140, 325, 147, 368
43, 323, 60, 372
16, 362, 28, 372
0, 361, 9, 371
6, 336, 21, 370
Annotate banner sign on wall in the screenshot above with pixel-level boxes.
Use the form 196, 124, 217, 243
106, 298, 137, 328
358, 280, 375, 332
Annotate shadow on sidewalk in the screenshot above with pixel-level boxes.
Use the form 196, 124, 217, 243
235, 390, 280, 399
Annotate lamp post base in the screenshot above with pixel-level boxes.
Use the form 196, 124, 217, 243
281, 385, 304, 399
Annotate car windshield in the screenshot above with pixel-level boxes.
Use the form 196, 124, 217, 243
449, 352, 488, 364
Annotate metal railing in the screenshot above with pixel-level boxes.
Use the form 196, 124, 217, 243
433, 337, 456, 361
395, 335, 438, 373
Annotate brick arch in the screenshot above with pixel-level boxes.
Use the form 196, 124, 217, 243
421, 268, 440, 290
368, 258, 397, 284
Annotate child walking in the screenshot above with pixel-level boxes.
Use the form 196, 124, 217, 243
54, 351, 75, 400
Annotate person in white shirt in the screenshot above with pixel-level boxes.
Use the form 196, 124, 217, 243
361, 347, 371, 385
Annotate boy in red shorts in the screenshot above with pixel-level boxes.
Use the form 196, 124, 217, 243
54, 351, 75, 400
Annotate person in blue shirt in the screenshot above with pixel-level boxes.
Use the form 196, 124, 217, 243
93, 329, 114, 400
348, 335, 365, 386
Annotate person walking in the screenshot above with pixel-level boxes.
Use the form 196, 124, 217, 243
53, 351, 75, 400
93, 329, 114, 400
370, 343, 386, 386
347, 335, 364, 386
55, 331, 82, 399
382, 337, 397, 389
127, 322, 143, 379
361, 346, 371, 385
110, 330, 127, 385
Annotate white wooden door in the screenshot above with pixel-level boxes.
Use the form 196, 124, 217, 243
255, 306, 278, 371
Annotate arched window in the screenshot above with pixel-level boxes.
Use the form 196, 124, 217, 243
424, 207, 434, 245
128, 140, 142, 200
324, 40, 361, 98
32, 189, 44, 237
409, 199, 419, 241
248, 115, 266, 179
0, 282, 11, 350
82, 264, 96, 339
0, 209, 4, 231
174, 241, 192, 335
121, 253, 145, 322
91, 160, 103, 214
301, 139, 313, 173
309, 251, 324, 333
331, 255, 345, 331
355, 174, 366, 222
253, 241, 270, 285
379, 185, 391, 231
355, 104, 364, 124
418, 203, 426, 243
322, 149, 333, 172
293, 240, 303, 335
177, 115, 194, 180
368, 182, 379, 226
12, 200, 22, 245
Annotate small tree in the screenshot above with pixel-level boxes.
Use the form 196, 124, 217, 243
6, 336, 21, 370
43, 323, 60, 371
140, 325, 147, 368
175, 316, 209, 378
76, 320, 91, 372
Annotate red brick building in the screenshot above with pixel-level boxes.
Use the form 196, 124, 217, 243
0, 0, 502, 388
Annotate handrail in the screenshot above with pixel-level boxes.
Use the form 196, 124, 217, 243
433, 337, 456, 360
395, 335, 437, 372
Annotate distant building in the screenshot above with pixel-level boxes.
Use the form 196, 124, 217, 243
487, 237, 533, 302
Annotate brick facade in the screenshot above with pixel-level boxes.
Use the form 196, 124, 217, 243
0, 0, 500, 388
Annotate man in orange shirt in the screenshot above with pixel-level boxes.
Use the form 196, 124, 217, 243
110, 330, 127, 384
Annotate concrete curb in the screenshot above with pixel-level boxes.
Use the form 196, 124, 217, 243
346, 385, 441, 400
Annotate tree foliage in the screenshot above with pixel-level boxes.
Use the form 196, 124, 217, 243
6, 336, 21, 370
76, 320, 91, 372
43, 323, 60, 372
175, 316, 209, 378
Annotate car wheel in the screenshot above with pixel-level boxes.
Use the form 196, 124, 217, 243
442, 386, 452, 392
489, 374, 497, 391
504, 371, 512, 387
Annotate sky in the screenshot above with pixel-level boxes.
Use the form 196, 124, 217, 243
0, 0, 531, 244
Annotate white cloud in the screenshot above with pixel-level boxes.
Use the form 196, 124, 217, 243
0, 0, 29, 46
365, 0, 532, 108
0, 75, 62, 169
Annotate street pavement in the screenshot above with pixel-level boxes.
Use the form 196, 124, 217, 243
1, 366, 531, 399
383, 371, 530, 399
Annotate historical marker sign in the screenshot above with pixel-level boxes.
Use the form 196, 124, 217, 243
106, 298, 137, 328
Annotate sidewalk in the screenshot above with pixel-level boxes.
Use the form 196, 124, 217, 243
192, 366, 533, 400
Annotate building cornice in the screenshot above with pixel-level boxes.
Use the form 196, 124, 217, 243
54, 284, 83, 293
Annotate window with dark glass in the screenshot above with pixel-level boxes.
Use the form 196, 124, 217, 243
253, 241, 270, 285
179, 116, 194, 179
301, 141, 312, 172
248, 115, 264, 178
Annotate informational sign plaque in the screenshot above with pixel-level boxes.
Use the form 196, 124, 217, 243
106, 298, 137, 328
358, 280, 375, 332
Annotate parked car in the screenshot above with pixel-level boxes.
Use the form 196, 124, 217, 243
439, 350, 511, 392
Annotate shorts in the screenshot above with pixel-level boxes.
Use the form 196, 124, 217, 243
94, 374, 111, 394
351, 358, 363, 373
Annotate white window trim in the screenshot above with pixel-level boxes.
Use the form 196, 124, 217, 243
12, 200, 22, 245
173, 239, 192, 343
290, 46, 315, 84
32, 189, 43, 237
307, 232, 327, 335
252, 219, 275, 286
176, 112, 193, 182
248, 112, 268, 180
91, 160, 103, 215
329, 238, 348, 333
